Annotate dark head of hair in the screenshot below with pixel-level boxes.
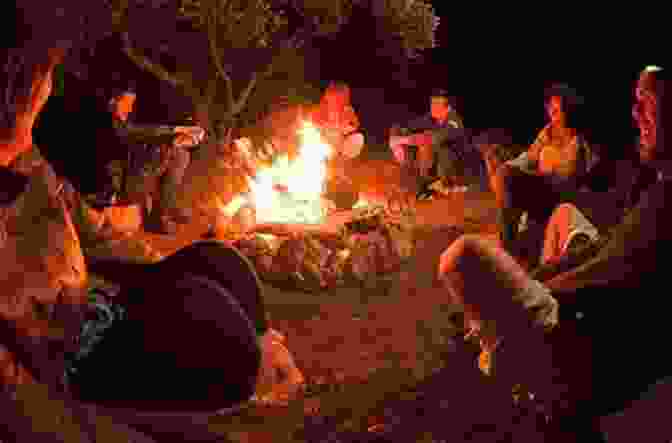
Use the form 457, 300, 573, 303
328, 80, 350, 91
430, 88, 449, 99
321, 81, 352, 106
108, 82, 137, 102
543, 82, 585, 130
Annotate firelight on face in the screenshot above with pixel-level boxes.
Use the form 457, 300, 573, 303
546, 96, 564, 124
430, 97, 450, 121
113, 93, 136, 122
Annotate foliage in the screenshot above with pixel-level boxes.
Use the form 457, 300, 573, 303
107, 0, 439, 140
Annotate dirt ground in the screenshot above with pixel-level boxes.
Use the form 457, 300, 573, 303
89, 152, 672, 442
135, 154, 506, 442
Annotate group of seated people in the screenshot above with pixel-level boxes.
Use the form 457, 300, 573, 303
437, 65, 672, 435
2, 0, 670, 439
376, 65, 670, 434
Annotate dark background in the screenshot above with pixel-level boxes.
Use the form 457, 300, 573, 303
42, 4, 666, 163
321, 4, 665, 157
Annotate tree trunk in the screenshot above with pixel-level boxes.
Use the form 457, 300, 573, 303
192, 101, 236, 147
192, 103, 211, 135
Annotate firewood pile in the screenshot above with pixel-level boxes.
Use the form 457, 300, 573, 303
220, 202, 416, 292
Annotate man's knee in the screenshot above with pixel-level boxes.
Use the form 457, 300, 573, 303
438, 234, 492, 275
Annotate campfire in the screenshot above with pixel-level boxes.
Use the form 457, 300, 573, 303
215, 120, 416, 291
249, 120, 332, 225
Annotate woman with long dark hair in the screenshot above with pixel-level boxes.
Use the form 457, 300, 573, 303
492, 83, 597, 257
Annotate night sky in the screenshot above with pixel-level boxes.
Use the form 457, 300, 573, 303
43, 3, 667, 163
329, 3, 666, 157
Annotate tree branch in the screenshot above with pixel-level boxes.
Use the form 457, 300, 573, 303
205, 1, 234, 109
231, 26, 310, 115
232, 72, 259, 114
121, 32, 184, 89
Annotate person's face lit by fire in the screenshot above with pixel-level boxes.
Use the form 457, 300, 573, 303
546, 95, 565, 127
633, 70, 659, 163
111, 92, 136, 122
430, 96, 451, 122
323, 85, 350, 123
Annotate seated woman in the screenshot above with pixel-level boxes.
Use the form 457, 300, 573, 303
491, 84, 597, 255
0, 21, 301, 443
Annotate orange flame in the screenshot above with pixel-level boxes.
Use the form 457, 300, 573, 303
248, 120, 333, 224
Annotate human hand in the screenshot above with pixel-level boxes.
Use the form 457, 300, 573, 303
173, 133, 198, 147
174, 126, 205, 143
254, 329, 305, 406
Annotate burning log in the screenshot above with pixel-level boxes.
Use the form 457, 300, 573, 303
206, 119, 417, 292
251, 222, 345, 249
218, 198, 417, 292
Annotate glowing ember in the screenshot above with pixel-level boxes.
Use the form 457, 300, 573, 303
248, 120, 333, 224
218, 194, 247, 217
352, 198, 371, 209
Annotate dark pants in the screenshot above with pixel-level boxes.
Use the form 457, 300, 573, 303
125, 146, 191, 221
156, 147, 190, 218
499, 166, 576, 252
403, 143, 487, 193
70, 242, 265, 413
435, 143, 488, 189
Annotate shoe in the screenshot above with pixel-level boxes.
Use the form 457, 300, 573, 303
168, 212, 191, 224
416, 189, 435, 201
145, 217, 178, 235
